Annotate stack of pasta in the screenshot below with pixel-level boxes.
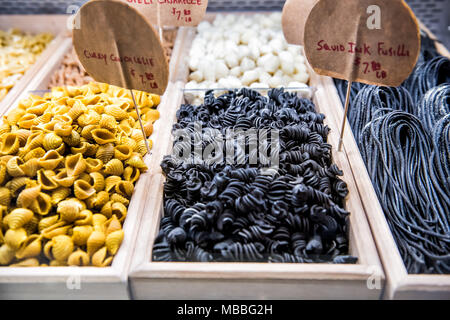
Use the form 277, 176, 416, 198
0, 82, 160, 267
0, 29, 53, 102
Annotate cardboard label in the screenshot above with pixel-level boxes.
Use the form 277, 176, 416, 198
123, 0, 208, 27
282, 0, 318, 46
304, 0, 420, 87
73, 0, 169, 95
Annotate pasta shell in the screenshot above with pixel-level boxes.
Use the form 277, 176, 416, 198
67, 100, 86, 120
45, 235, 74, 262
118, 124, 132, 137
38, 150, 64, 170
23, 147, 45, 162
53, 114, 72, 125
23, 215, 39, 235
6, 109, 26, 125
106, 230, 124, 255
0, 133, 20, 155
80, 124, 99, 140
104, 159, 124, 176
18, 114, 38, 129
114, 145, 133, 161
143, 121, 153, 137
0, 163, 7, 185
7, 208, 34, 229
145, 109, 160, 123
53, 169, 77, 187
61, 130, 80, 147
86, 158, 103, 173
5, 228, 27, 250
105, 104, 128, 121
123, 166, 140, 184
78, 110, 100, 127
10, 258, 40, 267
105, 215, 122, 235
136, 139, 151, 156
65, 153, 86, 177
94, 191, 109, 209
0, 187, 11, 206
51, 187, 71, 205
42, 133, 63, 151
85, 143, 99, 157
6, 156, 25, 177
131, 129, 145, 143
115, 181, 134, 198
33, 112, 53, 126
7, 177, 30, 197
71, 141, 88, 154
110, 193, 129, 206
41, 221, 71, 239
57, 198, 84, 222
91, 246, 113, 267
74, 180, 96, 200
111, 202, 127, 222
99, 114, 117, 131
0, 123, 11, 136
38, 215, 59, 233
96, 143, 114, 164
89, 172, 105, 192
37, 169, 59, 190
78, 172, 91, 183
150, 94, 160, 106
87, 230, 106, 256
105, 176, 121, 193
68, 249, 90, 266
72, 225, 93, 246
17, 185, 41, 208
91, 129, 116, 145
24, 132, 44, 151
120, 137, 137, 151
30, 192, 52, 215
125, 153, 147, 170
15, 235, 41, 259
20, 158, 39, 177
54, 122, 72, 137
75, 209, 93, 226
0, 244, 16, 265
100, 201, 113, 219
15, 129, 31, 146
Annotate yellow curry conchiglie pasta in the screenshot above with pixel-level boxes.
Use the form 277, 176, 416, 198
0, 83, 161, 266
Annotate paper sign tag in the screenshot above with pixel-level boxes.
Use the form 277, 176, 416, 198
123, 0, 208, 27
73, 0, 169, 95
304, 0, 420, 87
282, 0, 318, 46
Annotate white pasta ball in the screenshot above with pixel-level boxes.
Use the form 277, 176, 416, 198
293, 72, 310, 84
279, 51, 295, 75
240, 57, 256, 72
268, 76, 282, 88
240, 30, 257, 45
188, 56, 200, 71
189, 70, 203, 82
260, 44, 273, 55
295, 62, 308, 75
225, 53, 239, 69
230, 66, 242, 77
259, 72, 271, 84
238, 46, 251, 61
227, 76, 242, 88
215, 60, 229, 80
197, 21, 211, 33
241, 70, 260, 86
184, 81, 199, 104
257, 54, 280, 74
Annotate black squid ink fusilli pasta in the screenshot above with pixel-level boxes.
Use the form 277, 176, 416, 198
153, 88, 357, 264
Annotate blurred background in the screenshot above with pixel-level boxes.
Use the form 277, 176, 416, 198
0, 0, 448, 48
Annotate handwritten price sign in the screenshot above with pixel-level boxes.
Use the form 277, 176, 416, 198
124, 0, 208, 26
73, 0, 169, 95
304, 0, 420, 87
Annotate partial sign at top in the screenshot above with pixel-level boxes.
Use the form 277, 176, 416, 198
304, 0, 420, 87
73, 0, 169, 95
123, 0, 209, 27
282, 0, 318, 46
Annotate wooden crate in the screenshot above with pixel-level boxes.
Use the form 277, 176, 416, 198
0, 25, 187, 300
128, 20, 385, 300
0, 15, 68, 116
319, 27, 450, 300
